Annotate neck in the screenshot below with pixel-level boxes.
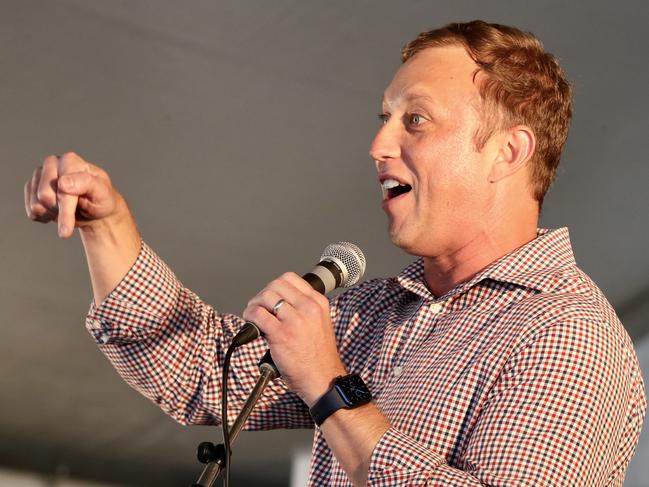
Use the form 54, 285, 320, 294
422, 222, 538, 297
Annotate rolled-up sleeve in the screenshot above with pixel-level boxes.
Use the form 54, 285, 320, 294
85, 242, 313, 429
86, 241, 181, 344
368, 427, 446, 485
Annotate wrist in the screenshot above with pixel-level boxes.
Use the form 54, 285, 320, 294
303, 365, 348, 408
78, 195, 142, 305
80, 196, 139, 245
309, 372, 372, 427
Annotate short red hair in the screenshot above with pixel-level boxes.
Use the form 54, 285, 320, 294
402, 21, 572, 208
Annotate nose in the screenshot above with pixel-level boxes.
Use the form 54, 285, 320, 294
369, 121, 401, 164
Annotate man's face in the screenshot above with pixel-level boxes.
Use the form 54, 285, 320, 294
370, 45, 498, 258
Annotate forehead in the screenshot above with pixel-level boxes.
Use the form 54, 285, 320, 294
383, 45, 481, 108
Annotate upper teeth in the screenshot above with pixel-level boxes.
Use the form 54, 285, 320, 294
382, 179, 402, 189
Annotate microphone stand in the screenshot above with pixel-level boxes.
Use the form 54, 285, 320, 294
188, 242, 365, 485
189, 351, 278, 487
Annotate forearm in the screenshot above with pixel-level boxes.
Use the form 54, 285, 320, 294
319, 403, 391, 486
79, 195, 141, 305
87, 242, 314, 428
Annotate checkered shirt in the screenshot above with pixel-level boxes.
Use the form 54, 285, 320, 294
86, 227, 646, 486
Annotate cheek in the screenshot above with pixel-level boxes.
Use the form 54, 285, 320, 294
413, 136, 480, 191
441, 124, 490, 186
417, 151, 490, 219
404, 116, 489, 196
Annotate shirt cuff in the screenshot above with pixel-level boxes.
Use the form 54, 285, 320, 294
85, 241, 182, 344
367, 427, 445, 483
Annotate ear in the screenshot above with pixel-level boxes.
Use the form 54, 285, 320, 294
488, 125, 536, 183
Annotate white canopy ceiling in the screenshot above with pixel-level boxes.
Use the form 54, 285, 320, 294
2, 1, 648, 484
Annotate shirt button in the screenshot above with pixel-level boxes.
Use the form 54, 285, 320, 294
99, 332, 110, 344
430, 303, 443, 314
393, 366, 403, 378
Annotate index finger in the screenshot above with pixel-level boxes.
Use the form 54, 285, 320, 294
281, 271, 329, 302
57, 151, 89, 176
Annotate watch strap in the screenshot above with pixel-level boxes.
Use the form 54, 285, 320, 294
310, 384, 348, 427
309, 374, 371, 427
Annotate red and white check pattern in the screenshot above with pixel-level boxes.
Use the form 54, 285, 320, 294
86, 228, 646, 486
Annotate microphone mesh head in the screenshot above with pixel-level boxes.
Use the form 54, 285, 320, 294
321, 242, 366, 287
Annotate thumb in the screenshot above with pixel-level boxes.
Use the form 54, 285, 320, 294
58, 171, 95, 196
56, 172, 94, 238
56, 170, 117, 238
56, 189, 78, 239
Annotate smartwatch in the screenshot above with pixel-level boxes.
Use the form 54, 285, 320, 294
309, 373, 372, 426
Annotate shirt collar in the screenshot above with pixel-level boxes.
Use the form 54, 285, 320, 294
396, 227, 576, 301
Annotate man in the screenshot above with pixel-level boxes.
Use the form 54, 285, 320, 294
24, 20, 645, 486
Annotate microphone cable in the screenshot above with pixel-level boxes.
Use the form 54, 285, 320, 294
221, 343, 236, 487
219, 242, 366, 487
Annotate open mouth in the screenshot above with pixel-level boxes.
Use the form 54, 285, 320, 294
381, 178, 412, 200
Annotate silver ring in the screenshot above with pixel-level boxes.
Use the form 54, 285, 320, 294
272, 299, 286, 316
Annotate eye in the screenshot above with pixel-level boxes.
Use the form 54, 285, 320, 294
377, 113, 390, 125
408, 113, 425, 125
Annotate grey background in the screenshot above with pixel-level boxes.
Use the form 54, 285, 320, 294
2, 0, 648, 485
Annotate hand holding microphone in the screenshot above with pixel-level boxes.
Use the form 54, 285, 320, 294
241, 242, 366, 407
235, 242, 366, 345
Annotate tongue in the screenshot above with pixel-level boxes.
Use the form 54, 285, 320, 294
389, 184, 412, 198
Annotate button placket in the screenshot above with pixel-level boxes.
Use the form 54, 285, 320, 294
390, 299, 447, 383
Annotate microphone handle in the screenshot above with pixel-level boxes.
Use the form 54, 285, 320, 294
302, 259, 343, 294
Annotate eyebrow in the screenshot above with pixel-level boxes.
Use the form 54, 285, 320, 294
382, 92, 437, 108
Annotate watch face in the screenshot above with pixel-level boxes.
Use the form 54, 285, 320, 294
335, 375, 372, 406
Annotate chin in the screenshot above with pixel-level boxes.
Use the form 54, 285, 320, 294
388, 226, 421, 257
388, 220, 442, 258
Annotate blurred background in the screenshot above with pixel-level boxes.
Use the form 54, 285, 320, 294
2, 0, 648, 485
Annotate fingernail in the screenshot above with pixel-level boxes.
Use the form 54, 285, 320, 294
58, 224, 67, 237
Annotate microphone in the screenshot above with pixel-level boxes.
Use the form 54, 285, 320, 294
232, 242, 366, 347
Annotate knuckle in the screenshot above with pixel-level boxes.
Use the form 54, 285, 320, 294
29, 205, 46, 220
303, 301, 321, 317
95, 166, 110, 181
270, 278, 284, 289
315, 293, 329, 308
247, 306, 267, 324
246, 294, 263, 309
36, 186, 56, 208
248, 293, 262, 309
243, 304, 258, 319
43, 155, 58, 168
42, 154, 58, 165
242, 306, 253, 321
59, 152, 85, 171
